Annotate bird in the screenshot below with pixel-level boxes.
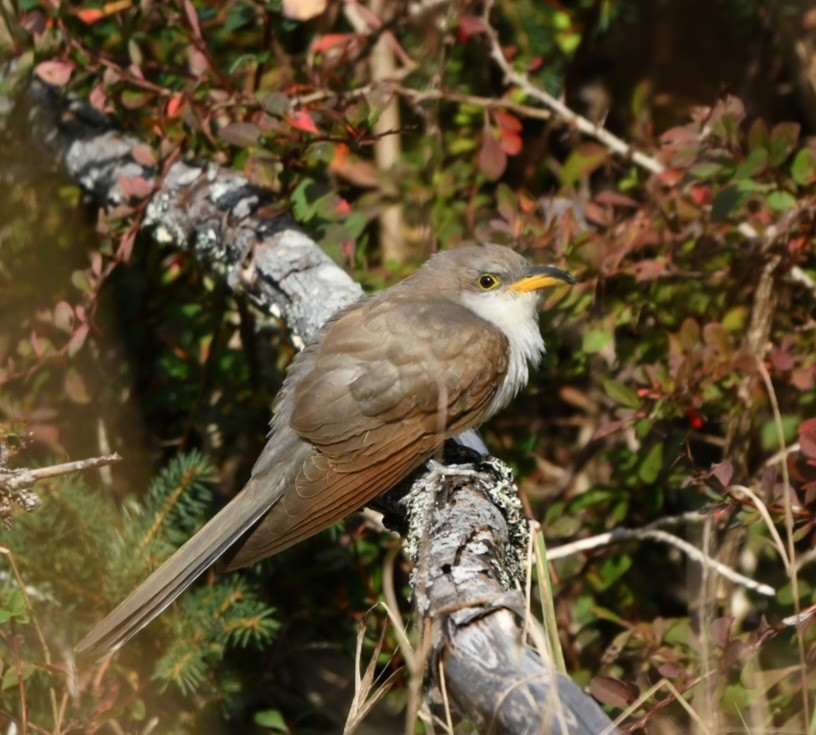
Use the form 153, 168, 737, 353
75, 243, 574, 659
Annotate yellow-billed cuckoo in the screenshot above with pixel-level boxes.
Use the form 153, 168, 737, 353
76, 243, 574, 658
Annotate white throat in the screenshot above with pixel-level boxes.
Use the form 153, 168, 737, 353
460, 289, 545, 418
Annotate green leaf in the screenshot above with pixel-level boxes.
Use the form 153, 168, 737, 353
0, 590, 29, 624
560, 144, 607, 185
602, 378, 640, 408
791, 148, 816, 185
733, 148, 768, 179
290, 178, 317, 222
768, 122, 800, 166
688, 161, 723, 180
1, 662, 33, 691
592, 555, 633, 591
225, 1, 255, 30
760, 414, 800, 451
766, 189, 796, 212
254, 709, 288, 731
711, 182, 754, 221
582, 329, 612, 354
747, 118, 769, 152
638, 442, 663, 484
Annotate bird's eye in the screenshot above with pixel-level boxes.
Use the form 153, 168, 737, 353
478, 273, 500, 290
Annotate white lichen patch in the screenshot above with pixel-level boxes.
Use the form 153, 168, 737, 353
403, 457, 529, 597
151, 223, 175, 244
169, 162, 204, 188
208, 179, 236, 204
232, 195, 258, 220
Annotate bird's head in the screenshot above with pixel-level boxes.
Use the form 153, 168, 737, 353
414, 243, 575, 332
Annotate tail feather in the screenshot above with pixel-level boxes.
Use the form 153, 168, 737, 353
75, 474, 285, 660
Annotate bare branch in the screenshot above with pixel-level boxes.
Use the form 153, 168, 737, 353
546, 520, 775, 597
0, 452, 122, 529
482, 0, 664, 176
0, 453, 122, 492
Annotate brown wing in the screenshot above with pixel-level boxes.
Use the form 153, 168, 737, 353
224, 295, 509, 568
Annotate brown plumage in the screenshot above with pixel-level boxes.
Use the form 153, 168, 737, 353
75, 243, 573, 659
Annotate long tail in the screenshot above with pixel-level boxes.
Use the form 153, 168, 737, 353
75, 473, 285, 660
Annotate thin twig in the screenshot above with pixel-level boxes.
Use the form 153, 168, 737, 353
393, 84, 552, 121
790, 264, 816, 296
546, 521, 775, 596
437, 657, 455, 735
482, 0, 664, 175
0, 453, 122, 492
663, 678, 716, 735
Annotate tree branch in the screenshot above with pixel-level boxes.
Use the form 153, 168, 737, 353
0, 452, 122, 529
403, 453, 622, 735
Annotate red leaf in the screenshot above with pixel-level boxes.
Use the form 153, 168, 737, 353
118, 175, 154, 200
800, 418, 816, 459
89, 84, 109, 112
656, 167, 685, 186
498, 129, 522, 156
131, 144, 157, 167
35, 60, 74, 87
492, 109, 523, 133
589, 676, 638, 707
312, 34, 355, 53
166, 93, 184, 118
660, 126, 697, 145
76, 8, 105, 24
791, 367, 815, 391
67, 324, 90, 357
709, 617, 733, 649
287, 110, 320, 135
691, 184, 712, 206
527, 56, 544, 72
800, 417, 816, 434
657, 663, 683, 678
711, 460, 733, 488
183, 0, 203, 40
632, 259, 666, 283
478, 130, 507, 180
594, 190, 638, 208
457, 14, 486, 40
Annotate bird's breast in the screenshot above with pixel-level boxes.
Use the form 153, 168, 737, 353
459, 290, 546, 419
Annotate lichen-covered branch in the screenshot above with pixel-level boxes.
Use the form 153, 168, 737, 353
0, 452, 122, 529
24, 79, 362, 344
403, 454, 621, 735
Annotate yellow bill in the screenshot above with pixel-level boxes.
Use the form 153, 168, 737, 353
507, 265, 575, 293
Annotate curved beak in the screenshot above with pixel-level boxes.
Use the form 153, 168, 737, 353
506, 265, 576, 293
